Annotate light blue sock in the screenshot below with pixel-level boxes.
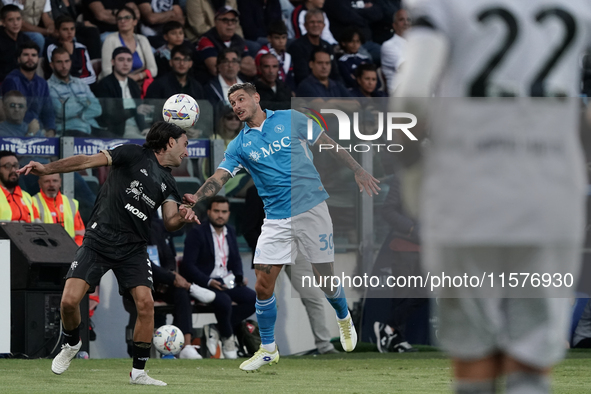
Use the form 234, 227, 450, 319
325, 285, 349, 319
255, 295, 277, 345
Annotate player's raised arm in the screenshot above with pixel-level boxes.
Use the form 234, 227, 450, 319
18, 152, 110, 176
184, 168, 233, 206
314, 132, 381, 196
161, 200, 200, 231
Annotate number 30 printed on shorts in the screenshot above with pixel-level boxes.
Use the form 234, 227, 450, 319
319, 233, 334, 252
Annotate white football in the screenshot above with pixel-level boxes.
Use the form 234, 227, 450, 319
162, 94, 200, 129
153, 324, 184, 356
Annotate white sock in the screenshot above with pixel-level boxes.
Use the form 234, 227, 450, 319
262, 342, 276, 352
131, 368, 144, 380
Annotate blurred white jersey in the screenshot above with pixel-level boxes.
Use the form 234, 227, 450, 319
405, 0, 589, 243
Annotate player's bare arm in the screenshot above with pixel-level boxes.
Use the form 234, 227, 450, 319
185, 168, 232, 206
17, 152, 109, 176
314, 132, 381, 196
161, 200, 199, 231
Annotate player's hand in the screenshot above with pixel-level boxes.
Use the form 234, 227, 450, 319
183, 193, 197, 207
173, 272, 191, 290
17, 161, 48, 176
355, 168, 381, 196
178, 204, 200, 224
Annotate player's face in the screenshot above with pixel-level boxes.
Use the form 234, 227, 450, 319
342, 33, 361, 54
207, 202, 230, 227
215, 13, 238, 40
0, 155, 19, 189
310, 52, 331, 79
113, 53, 133, 76
164, 28, 184, 46
3, 96, 27, 124
305, 14, 325, 37
357, 70, 377, 94
259, 56, 279, 85
169, 133, 189, 167
170, 53, 192, 75
58, 22, 75, 42
268, 33, 287, 53
218, 52, 240, 80
393, 9, 411, 36
229, 90, 258, 122
51, 52, 72, 80
19, 48, 39, 72
39, 174, 61, 198
3, 11, 22, 36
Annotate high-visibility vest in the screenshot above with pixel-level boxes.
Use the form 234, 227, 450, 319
32, 192, 78, 238
0, 187, 35, 222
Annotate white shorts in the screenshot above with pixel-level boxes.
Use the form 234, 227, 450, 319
254, 201, 334, 265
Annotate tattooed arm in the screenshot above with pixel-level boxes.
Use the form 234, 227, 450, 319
184, 168, 232, 206
313, 132, 381, 196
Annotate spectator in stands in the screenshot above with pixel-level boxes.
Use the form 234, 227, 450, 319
100, 6, 158, 86
254, 53, 292, 110
146, 45, 205, 100
49, 0, 102, 59
337, 27, 373, 89
48, 47, 102, 136
0, 150, 40, 223
0, 90, 44, 136
46, 16, 97, 86
255, 20, 294, 90
0, 5, 33, 84
136, 0, 184, 49
296, 48, 351, 97
290, 0, 336, 45
9, 0, 55, 53
237, 0, 281, 43
2, 42, 56, 137
154, 21, 197, 79
204, 48, 243, 109
288, 9, 339, 85
32, 173, 85, 245
350, 64, 385, 97
184, 0, 243, 43
181, 195, 256, 360
94, 47, 149, 138
381, 9, 410, 93
83, 0, 139, 39
195, 6, 256, 83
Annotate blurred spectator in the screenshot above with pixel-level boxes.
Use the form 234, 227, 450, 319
6, 0, 54, 52
82, 0, 139, 38
350, 64, 385, 97
184, 0, 243, 43
1, 42, 56, 136
288, 9, 339, 85
0, 5, 33, 84
194, 6, 255, 83
381, 9, 410, 93
0, 150, 40, 222
94, 47, 149, 138
236, 0, 281, 42
146, 45, 205, 100
154, 21, 197, 79
136, 0, 184, 49
290, 0, 336, 45
32, 173, 85, 245
0, 90, 43, 136
371, 0, 401, 44
337, 27, 373, 89
49, 0, 102, 59
296, 48, 351, 97
100, 6, 158, 87
48, 47, 102, 136
46, 16, 97, 86
255, 20, 294, 90
204, 48, 243, 108
254, 53, 292, 110
181, 196, 256, 360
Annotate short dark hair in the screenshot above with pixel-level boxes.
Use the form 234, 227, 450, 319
51, 46, 70, 61
116, 5, 137, 19
112, 46, 132, 60
143, 121, 186, 153
305, 8, 323, 23
0, 150, 17, 161
163, 21, 184, 35
227, 82, 257, 100
267, 20, 287, 36
216, 47, 241, 66
259, 52, 278, 64
55, 15, 75, 30
339, 27, 364, 45
3, 90, 24, 100
207, 195, 229, 210
171, 45, 192, 60
18, 41, 40, 57
1, 5, 21, 20
310, 47, 331, 63
355, 63, 377, 78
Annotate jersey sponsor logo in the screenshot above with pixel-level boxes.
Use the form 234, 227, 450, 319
248, 137, 291, 162
140, 168, 148, 176
124, 203, 148, 221
142, 194, 156, 209
126, 180, 143, 201
248, 150, 262, 162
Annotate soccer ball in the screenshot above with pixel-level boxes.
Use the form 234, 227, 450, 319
153, 324, 184, 356
162, 94, 200, 129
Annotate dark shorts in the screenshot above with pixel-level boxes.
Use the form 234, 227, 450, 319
66, 245, 154, 295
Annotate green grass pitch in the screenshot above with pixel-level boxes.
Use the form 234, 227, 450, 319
1, 347, 590, 393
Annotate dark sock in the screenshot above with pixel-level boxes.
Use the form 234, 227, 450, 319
454, 379, 496, 394
133, 342, 151, 370
506, 371, 550, 394
63, 324, 80, 346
